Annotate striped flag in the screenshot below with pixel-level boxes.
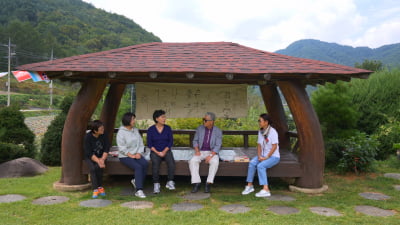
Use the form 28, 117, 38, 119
12, 70, 31, 82
0, 72, 8, 78
28, 71, 48, 82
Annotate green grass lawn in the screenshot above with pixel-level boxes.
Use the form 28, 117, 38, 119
0, 163, 399, 225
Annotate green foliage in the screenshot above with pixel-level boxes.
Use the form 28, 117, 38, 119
324, 138, 346, 168
0, 106, 35, 159
349, 69, 400, 134
385, 155, 400, 169
40, 95, 74, 165
337, 132, 379, 174
372, 117, 400, 160
0, 78, 69, 95
0, 93, 63, 108
355, 59, 383, 71
0, 142, 28, 163
39, 113, 66, 166
311, 81, 359, 138
0, 0, 161, 71
59, 94, 75, 113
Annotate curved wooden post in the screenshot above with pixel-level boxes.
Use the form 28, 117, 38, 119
259, 84, 290, 149
100, 83, 126, 142
61, 79, 109, 185
277, 80, 324, 188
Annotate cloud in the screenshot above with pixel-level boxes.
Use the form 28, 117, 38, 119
347, 20, 400, 48
83, 0, 400, 52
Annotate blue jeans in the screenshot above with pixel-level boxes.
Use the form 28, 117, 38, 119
119, 157, 148, 189
246, 156, 280, 185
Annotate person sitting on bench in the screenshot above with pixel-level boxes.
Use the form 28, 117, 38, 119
189, 112, 222, 193
84, 120, 110, 198
241, 113, 280, 197
117, 112, 148, 198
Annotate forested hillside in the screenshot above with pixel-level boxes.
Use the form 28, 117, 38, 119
276, 39, 400, 68
0, 0, 161, 72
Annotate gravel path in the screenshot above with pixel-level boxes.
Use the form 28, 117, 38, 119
24, 115, 56, 137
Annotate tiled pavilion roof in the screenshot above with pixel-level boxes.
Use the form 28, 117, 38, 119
17, 42, 371, 85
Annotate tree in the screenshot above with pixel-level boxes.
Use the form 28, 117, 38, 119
355, 59, 383, 71
349, 69, 400, 134
311, 81, 359, 139
40, 94, 74, 166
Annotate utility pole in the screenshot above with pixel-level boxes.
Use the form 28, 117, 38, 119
49, 48, 53, 110
7, 38, 11, 106
130, 84, 134, 112
5, 38, 16, 107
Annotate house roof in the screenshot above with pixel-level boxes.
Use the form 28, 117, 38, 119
17, 42, 371, 85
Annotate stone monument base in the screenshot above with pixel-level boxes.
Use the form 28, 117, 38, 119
53, 181, 91, 192
289, 185, 328, 194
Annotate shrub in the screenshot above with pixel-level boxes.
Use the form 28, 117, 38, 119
311, 81, 359, 139
0, 106, 36, 158
324, 138, 347, 168
372, 118, 400, 160
0, 142, 28, 163
39, 95, 74, 166
349, 69, 400, 134
337, 132, 379, 174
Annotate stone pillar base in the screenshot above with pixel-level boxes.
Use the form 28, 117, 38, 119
53, 181, 91, 192
289, 185, 328, 194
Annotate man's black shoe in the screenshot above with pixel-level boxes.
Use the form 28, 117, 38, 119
204, 183, 211, 193
191, 183, 201, 193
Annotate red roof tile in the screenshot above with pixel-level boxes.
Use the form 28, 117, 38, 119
17, 42, 371, 82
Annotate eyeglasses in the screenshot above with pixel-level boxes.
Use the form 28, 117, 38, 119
203, 119, 213, 122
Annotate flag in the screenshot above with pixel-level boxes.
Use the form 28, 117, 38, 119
0, 72, 7, 78
41, 72, 50, 83
28, 71, 48, 82
12, 70, 31, 82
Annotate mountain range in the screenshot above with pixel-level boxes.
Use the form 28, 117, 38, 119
275, 39, 400, 68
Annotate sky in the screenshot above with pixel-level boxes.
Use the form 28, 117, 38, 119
82, 0, 400, 52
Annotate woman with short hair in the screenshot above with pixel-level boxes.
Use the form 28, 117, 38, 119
147, 109, 175, 194
84, 120, 110, 198
117, 112, 148, 198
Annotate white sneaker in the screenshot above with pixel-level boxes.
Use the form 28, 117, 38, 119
241, 185, 255, 195
131, 179, 136, 190
255, 189, 271, 197
153, 183, 161, 194
166, 181, 176, 190
135, 190, 146, 198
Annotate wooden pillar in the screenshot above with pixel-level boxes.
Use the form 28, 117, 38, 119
100, 83, 126, 142
277, 80, 324, 188
259, 84, 290, 150
60, 79, 109, 185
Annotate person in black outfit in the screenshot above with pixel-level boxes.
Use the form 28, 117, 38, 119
84, 120, 110, 198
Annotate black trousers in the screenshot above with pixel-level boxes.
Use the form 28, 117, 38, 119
150, 150, 175, 183
84, 158, 103, 189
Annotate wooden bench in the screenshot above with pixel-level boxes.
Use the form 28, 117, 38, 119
82, 129, 303, 178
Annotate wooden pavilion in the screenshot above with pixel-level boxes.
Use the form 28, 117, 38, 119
18, 42, 371, 190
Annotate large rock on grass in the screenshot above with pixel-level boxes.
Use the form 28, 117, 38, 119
0, 157, 48, 178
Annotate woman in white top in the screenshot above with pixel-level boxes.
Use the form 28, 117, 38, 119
241, 113, 280, 197
117, 112, 148, 198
